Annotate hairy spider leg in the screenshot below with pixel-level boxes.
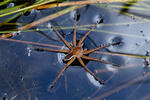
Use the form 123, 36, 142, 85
51, 25, 72, 49
77, 23, 97, 47
77, 57, 104, 84
0, 38, 62, 48
94, 51, 150, 59
33, 46, 69, 53
49, 57, 76, 89
73, 15, 78, 47
63, 52, 74, 61
84, 42, 118, 55
81, 55, 119, 67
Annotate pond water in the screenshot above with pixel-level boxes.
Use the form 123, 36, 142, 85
0, 1, 150, 100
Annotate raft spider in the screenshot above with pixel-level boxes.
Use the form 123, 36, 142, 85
34, 15, 119, 89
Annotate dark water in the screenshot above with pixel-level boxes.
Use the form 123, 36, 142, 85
1, 1, 150, 100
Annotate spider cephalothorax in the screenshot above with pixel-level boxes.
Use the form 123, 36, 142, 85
63, 46, 84, 61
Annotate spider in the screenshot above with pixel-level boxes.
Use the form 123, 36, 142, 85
0, 14, 149, 91
32, 15, 120, 89
1, 14, 148, 90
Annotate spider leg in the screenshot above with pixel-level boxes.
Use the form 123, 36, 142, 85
94, 51, 150, 59
77, 57, 104, 85
81, 55, 119, 67
73, 16, 77, 47
51, 25, 72, 49
0, 38, 62, 48
77, 23, 96, 47
49, 56, 76, 89
63, 52, 74, 61
33, 46, 69, 53
84, 42, 117, 55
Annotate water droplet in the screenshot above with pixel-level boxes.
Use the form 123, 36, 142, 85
144, 51, 150, 67
36, 28, 39, 31
20, 75, 24, 80
12, 31, 21, 36
140, 30, 143, 33
93, 15, 104, 27
2, 93, 7, 100
111, 36, 124, 48
2, 96, 6, 100
27, 46, 32, 56
70, 10, 77, 19
47, 23, 52, 28
74, 12, 80, 21
7, 3, 14, 8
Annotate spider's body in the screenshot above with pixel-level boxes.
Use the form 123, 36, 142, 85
64, 46, 84, 61
71, 46, 83, 56
32, 16, 118, 89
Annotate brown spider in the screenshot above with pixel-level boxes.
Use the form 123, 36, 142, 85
0, 13, 150, 92
0, 15, 119, 90
33, 16, 119, 89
